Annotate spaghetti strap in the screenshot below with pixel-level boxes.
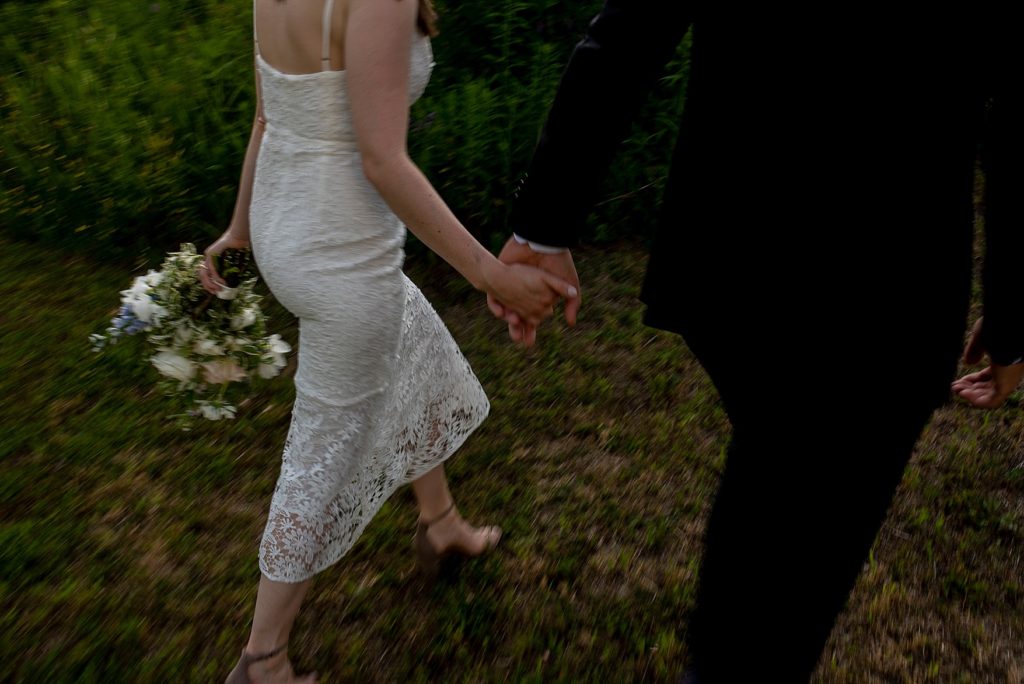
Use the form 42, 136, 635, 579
321, 0, 336, 71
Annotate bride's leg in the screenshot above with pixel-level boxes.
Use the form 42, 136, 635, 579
228, 575, 315, 683
411, 464, 500, 556
410, 462, 455, 520
249, 574, 311, 654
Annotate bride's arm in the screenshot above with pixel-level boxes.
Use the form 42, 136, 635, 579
222, 59, 268, 244
345, 0, 576, 325
201, 61, 266, 292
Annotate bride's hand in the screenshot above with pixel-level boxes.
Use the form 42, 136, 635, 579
200, 230, 250, 295
482, 261, 577, 329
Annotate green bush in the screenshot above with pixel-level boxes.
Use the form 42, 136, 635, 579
1, 1, 253, 258
1, 0, 688, 259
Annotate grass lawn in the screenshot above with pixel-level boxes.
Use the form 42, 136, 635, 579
1, 237, 1021, 682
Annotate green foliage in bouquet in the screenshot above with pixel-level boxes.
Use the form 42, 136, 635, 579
91, 244, 290, 427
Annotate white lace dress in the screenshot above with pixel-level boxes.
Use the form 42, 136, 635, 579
248, 21, 489, 583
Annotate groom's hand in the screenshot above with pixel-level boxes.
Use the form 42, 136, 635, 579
952, 317, 1024, 408
952, 365, 1024, 408
487, 236, 581, 346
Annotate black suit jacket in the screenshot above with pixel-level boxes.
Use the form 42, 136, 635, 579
511, 3, 1022, 375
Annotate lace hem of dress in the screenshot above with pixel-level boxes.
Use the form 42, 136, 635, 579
257, 279, 490, 583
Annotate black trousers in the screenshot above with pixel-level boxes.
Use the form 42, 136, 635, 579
680, 325, 950, 683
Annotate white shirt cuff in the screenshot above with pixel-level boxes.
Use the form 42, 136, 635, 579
512, 233, 568, 254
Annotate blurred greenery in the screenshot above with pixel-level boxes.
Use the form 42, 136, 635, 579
0, 0, 689, 260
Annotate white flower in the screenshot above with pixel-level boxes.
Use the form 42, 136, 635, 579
268, 334, 291, 358
151, 350, 196, 383
228, 337, 251, 352
216, 285, 239, 301
127, 275, 151, 299
231, 307, 257, 330
257, 358, 281, 379
143, 269, 164, 287
197, 401, 237, 421
193, 337, 224, 356
130, 294, 155, 323
199, 403, 221, 420
259, 334, 292, 375
201, 359, 247, 385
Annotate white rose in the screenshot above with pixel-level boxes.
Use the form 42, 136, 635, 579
231, 307, 257, 330
216, 285, 239, 301
201, 359, 247, 385
151, 351, 196, 383
193, 337, 224, 356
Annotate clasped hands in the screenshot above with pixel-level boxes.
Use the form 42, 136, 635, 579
486, 236, 581, 347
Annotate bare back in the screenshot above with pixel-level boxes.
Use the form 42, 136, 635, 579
253, 0, 349, 74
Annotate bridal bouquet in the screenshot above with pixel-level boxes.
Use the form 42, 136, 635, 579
90, 243, 290, 424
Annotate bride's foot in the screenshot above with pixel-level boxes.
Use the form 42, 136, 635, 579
414, 503, 501, 576
225, 644, 317, 684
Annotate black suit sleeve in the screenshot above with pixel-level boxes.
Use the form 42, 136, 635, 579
510, 0, 692, 248
981, 29, 1024, 366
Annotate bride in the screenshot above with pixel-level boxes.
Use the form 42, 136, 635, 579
200, 0, 577, 681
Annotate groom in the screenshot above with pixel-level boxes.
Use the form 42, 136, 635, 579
492, 2, 1023, 681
